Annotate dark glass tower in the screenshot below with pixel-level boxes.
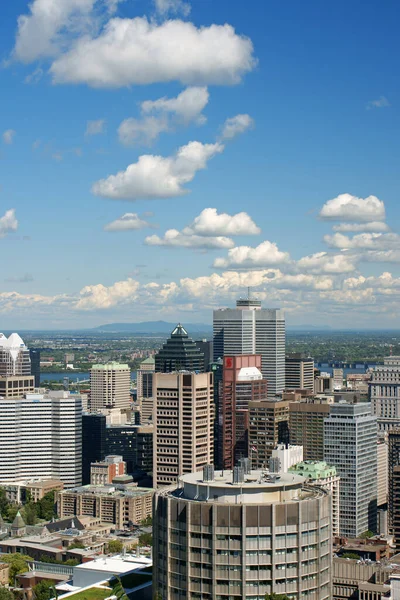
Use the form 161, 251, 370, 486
155, 324, 205, 373
29, 349, 41, 388
82, 413, 106, 484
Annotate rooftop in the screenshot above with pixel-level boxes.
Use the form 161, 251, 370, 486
90, 363, 130, 371
60, 484, 153, 499
290, 460, 338, 479
74, 553, 152, 575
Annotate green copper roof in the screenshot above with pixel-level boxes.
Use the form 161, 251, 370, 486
289, 461, 337, 480
140, 356, 155, 366
91, 363, 129, 370
12, 510, 26, 529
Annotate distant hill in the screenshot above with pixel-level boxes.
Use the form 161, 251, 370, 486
93, 321, 212, 334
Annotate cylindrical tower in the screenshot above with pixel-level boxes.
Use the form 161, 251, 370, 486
153, 468, 332, 600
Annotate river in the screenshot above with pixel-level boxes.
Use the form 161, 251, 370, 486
40, 371, 137, 383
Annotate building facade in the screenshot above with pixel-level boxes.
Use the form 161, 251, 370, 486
0, 333, 31, 376
0, 393, 82, 488
369, 357, 400, 424
153, 371, 214, 486
213, 298, 285, 397
220, 355, 267, 469
270, 444, 304, 473
153, 468, 332, 600
377, 437, 388, 508
90, 455, 126, 485
388, 429, 400, 532
155, 325, 205, 373
285, 354, 314, 391
324, 403, 377, 537
29, 349, 40, 388
248, 400, 290, 469
82, 413, 106, 485
90, 363, 131, 411
136, 356, 155, 401
106, 424, 153, 477
289, 397, 333, 461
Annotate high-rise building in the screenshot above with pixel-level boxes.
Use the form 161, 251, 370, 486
0, 392, 82, 488
314, 374, 333, 394
155, 324, 205, 373
377, 437, 388, 508
153, 467, 332, 600
220, 355, 267, 469
105, 424, 153, 478
369, 357, 400, 428
82, 413, 106, 485
89, 363, 131, 411
388, 429, 400, 532
248, 399, 289, 469
333, 368, 344, 390
289, 396, 333, 460
392, 466, 400, 549
136, 356, 155, 400
0, 333, 31, 376
0, 375, 35, 398
29, 349, 40, 388
324, 403, 377, 537
195, 339, 213, 370
290, 461, 340, 537
153, 371, 214, 486
210, 358, 223, 468
213, 298, 285, 397
285, 354, 314, 391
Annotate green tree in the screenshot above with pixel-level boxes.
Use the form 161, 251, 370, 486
342, 552, 361, 560
0, 489, 10, 518
265, 595, 291, 600
5, 505, 18, 523
32, 580, 56, 600
37, 492, 56, 521
108, 540, 123, 554
0, 553, 33, 584
0, 588, 15, 600
141, 516, 152, 527
22, 503, 37, 526
111, 576, 129, 600
360, 530, 374, 539
68, 540, 85, 550
138, 532, 152, 547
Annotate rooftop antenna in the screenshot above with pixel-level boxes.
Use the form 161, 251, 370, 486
247, 286, 251, 300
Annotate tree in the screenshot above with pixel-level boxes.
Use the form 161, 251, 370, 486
0, 489, 10, 518
108, 540, 123, 554
360, 530, 374, 539
111, 576, 129, 600
32, 580, 56, 600
265, 595, 291, 600
68, 540, 85, 550
23, 503, 37, 526
37, 492, 56, 521
342, 552, 361, 560
0, 553, 33, 584
141, 515, 152, 527
5, 506, 18, 523
138, 532, 152, 547
0, 588, 15, 600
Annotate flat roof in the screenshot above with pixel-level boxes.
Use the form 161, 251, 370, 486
180, 469, 305, 489
74, 554, 152, 574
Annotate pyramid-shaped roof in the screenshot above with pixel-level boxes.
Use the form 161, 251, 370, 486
155, 324, 204, 374
12, 510, 26, 529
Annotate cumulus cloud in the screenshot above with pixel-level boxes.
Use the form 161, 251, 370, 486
145, 229, 234, 249
297, 252, 357, 274
366, 96, 390, 110
0, 209, 18, 238
221, 114, 254, 140
319, 193, 386, 222
324, 232, 400, 250
92, 140, 224, 200
118, 87, 209, 146
3, 130, 16, 145
333, 221, 389, 233
104, 213, 153, 231
154, 0, 191, 16
76, 277, 140, 310
85, 119, 106, 136
361, 250, 400, 264
213, 240, 290, 269
183, 207, 260, 237
50, 18, 256, 87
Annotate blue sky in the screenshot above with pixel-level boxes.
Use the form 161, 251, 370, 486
1, 0, 400, 329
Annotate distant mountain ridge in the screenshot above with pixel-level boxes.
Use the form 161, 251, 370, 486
93, 321, 212, 333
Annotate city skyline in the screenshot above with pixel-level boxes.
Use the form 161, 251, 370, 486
1, 1, 400, 329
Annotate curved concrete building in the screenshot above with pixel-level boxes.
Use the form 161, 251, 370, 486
153, 467, 332, 600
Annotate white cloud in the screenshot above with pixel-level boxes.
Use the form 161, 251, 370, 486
319, 193, 386, 222
145, 229, 234, 249
221, 114, 254, 140
85, 119, 106, 136
3, 130, 16, 145
324, 232, 400, 250
213, 240, 290, 268
333, 221, 389, 233
92, 140, 224, 200
297, 252, 357, 274
366, 96, 390, 110
50, 18, 256, 87
104, 213, 152, 231
118, 87, 209, 146
361, 250, 400, 264
0, 209, 18, 238
183, 207, 260, 236
154, 0, 191, 16
75, 277, 140, 310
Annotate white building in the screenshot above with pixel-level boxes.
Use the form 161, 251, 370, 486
333, 368, 344, 390
90, 363, 131, 411
213, 298, 285, 397
0, 392, 82, 488
324, 403, 377, 537
0, 333, 31, 376
370, 357, 400, 425
270, 443, 303, 473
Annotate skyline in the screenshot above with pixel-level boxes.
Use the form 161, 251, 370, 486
1, 0, 400, 329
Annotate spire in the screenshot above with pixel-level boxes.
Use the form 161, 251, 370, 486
171, 323, 188, 337
12, 510, 26, 529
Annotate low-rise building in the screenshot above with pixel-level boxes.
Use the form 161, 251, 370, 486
90, 455, 126, 485
0, 478, 64, 503
56, 484, 154, 528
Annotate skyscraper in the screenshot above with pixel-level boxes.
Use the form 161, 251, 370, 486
220, 354, 267, 469
388, 429, 400, 533
289, 396, 333, 460
153, 467, 332, 600
324, 403, 377, 537
90, 363, 131, 411
153, 371, 214, 486
29, 349, 41, 388
82, 413, 106, 485
0, 333, 31, 376
0, 392, 82, 488
213, 298, 285, 397
248, 399, 290, 469
369, 357, 400, 429
155, 324, 205, 373
285, 353, 314, 391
